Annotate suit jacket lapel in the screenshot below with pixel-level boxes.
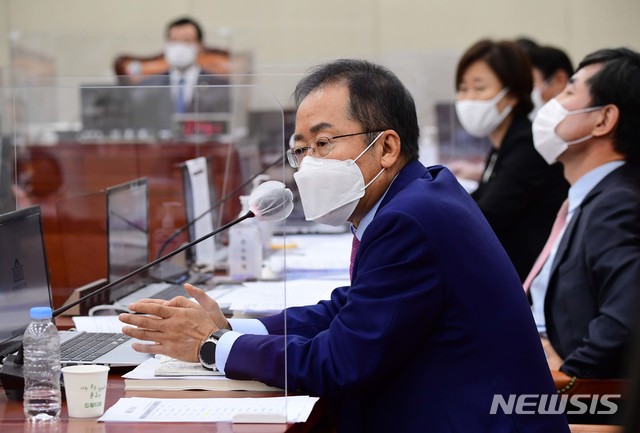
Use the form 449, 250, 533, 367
548, 168, 615, 278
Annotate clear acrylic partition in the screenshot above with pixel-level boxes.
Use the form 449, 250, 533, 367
8, 76, 306, 418
434, 102, 491, 165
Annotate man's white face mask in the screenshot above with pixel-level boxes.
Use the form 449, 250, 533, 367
293, 132, 385, 226
455, 88, 513, 138
164, 42, 198, 69
532, 98, 603, 164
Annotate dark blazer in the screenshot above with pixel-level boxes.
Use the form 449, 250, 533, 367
226, 161, 569, 433
545, 163, 640, 378
472, 115, 569, 281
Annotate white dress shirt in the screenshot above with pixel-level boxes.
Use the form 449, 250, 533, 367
169, 65, 200, 109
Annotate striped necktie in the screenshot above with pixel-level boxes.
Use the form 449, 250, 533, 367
350, 235, 360, 280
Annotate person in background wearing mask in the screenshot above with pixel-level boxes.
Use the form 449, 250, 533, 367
119, 59, 569, 433
450, 39, 568, 282
138, 17, 229, 113
528, 45, 574, 120
528, 47, 640, 380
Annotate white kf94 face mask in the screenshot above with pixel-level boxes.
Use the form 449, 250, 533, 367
532, 98, 603, 164
455, 88, 512, 138
293, 132, 385, 226
164, 42, 198, 69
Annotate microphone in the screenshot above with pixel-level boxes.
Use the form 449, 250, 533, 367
247, 180, 294, 222
0, 181, 293, 400
155, 155, 285, 260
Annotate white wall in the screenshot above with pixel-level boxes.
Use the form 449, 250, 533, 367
1, 0, 639, 128
3, 0, 639, 71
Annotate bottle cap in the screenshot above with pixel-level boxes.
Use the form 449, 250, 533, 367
30, 306, 53, 319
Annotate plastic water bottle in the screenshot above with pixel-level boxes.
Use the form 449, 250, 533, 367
229, 196, 263, 281
22, 306, 61, 422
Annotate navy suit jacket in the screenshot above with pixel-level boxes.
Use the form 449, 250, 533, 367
226, 161, 569, 433
545, 163, 640, 378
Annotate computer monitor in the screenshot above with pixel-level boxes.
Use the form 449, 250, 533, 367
81, 84, 173, 136
105, 178, 149, 302
435, 102, 490, 163
80, 85, 134, 133
128, 86, 173, 133
181, 157, 217, 269
0, 206, 52, 354
81, 83, 233, 139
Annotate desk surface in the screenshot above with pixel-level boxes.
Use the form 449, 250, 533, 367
0, 374, 327, 433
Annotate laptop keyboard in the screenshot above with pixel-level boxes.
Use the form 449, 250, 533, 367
61, 332, 131, 362
115, 282, 186, 306
153, 283, 186, 300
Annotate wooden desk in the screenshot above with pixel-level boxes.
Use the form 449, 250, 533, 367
0, 374, 327, 433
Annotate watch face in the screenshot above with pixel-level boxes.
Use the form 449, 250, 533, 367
199, 340, 216, 367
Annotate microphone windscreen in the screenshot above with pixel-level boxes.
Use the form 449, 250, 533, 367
248, 180, 294, 222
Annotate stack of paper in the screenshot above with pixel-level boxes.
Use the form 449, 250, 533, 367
211, 278, 348, 315
122, 356, 281, 392
269, 233, 352, 280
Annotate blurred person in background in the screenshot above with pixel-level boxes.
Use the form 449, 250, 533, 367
529, 45, 574, 120
449, 39, 568, 281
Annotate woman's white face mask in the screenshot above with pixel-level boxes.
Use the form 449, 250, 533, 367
293, 132, 385, 226
455, 88, 513, 138
532, 98, 603, 164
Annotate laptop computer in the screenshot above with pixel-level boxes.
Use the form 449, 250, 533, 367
181, 156, 218, 270
0, 205, 150, 366
105, 178, 188, 309
180, 156, 234, 273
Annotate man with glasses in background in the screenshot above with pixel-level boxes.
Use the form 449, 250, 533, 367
120, 59, 569, 433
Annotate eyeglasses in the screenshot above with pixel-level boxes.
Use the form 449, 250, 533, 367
286, 131, 382, 168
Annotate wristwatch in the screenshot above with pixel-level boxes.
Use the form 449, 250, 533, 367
198, 329, 230, 370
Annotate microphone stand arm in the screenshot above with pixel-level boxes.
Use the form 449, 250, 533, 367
156, 156, 284, 260
53, 211, 255, 317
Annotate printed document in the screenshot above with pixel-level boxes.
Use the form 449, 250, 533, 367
98, 396, 319, 423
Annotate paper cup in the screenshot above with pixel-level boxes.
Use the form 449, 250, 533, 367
61, 365, 110, 418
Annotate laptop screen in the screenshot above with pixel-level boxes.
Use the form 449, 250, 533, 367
181, 157, 217, 268
106, 178, 149, 302
0, 206, 52, 354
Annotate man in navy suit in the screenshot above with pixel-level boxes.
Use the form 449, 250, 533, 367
529, 48, 640, 380
121, 60, 568, 432
133, 17, 230, 119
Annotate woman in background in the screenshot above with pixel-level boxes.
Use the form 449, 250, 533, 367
451, 39, 568, 282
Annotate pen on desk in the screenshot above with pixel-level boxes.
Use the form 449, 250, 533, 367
271, 242, 298, 250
